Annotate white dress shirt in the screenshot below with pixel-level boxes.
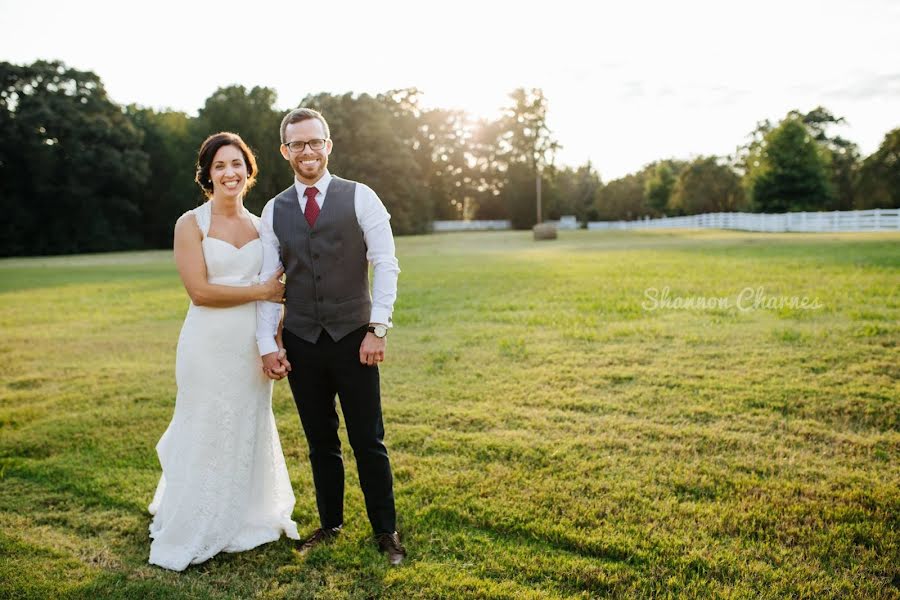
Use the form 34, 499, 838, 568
255, 171, 400, 356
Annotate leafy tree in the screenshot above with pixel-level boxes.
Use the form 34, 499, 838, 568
546, 162, 602, 222
595, 172, 647, 221
0, 60, 147, 256
643, 159, 689, 216
669, 156, 746, 214
495, 88, 560, 228
797, 106, 859, 210
469, 117, 506, 219
594, 160, 686, 221
10, 58, 895, 255
126, 106, 196, 248
380, 89, 482, 221
644, 163, 676, 216
745, 116, 834, 212
420, 108, 480, 220
503, 163, 552, 229
855, 127, 900, 209
737, 107, 855, 212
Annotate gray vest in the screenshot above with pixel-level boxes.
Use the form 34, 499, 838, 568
273, 176, 371, 343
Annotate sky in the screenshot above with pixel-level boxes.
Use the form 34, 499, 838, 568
2, 0, 898, 180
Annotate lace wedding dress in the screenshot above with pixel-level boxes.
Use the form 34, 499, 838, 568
148, 201, 299, 571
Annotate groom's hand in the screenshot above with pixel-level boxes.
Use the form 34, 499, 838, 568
359, 333, 386, 366
262, 350, 289, 380
277, 347, 292, 372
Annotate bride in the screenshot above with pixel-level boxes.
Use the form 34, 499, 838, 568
148, 132, 300, 571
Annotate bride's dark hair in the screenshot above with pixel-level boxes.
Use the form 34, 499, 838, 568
194, 132, 259, 199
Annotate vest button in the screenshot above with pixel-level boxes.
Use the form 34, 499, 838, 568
312, 253, 320, 259
317, 296, 324, 302
316, 275, 321, 281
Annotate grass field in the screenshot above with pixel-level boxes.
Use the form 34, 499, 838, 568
1, 229, 898, 599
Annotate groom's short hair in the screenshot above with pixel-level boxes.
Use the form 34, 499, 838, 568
280, 108, 330, 143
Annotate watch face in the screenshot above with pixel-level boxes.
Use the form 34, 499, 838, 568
374, 324, 388, 337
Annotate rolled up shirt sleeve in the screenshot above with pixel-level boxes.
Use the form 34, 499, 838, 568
256, 199, 283, 356
355, 184, 400, 326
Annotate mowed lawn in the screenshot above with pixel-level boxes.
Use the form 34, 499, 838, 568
1, 229, 898, 599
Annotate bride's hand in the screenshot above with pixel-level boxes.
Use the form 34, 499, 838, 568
258, 268, 285, 302
262, 351, 287, 379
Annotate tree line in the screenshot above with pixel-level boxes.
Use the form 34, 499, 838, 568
1, 60, 897, 256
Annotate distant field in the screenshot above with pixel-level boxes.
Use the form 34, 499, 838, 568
1, 229, 898, 599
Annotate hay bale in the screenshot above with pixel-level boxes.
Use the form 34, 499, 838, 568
533, 223, 558, 241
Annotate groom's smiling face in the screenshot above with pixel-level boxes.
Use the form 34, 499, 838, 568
281, 118, 332, 185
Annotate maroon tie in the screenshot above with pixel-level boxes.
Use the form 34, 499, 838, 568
304, 187, 320, 227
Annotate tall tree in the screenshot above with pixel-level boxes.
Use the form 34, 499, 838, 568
594, 161, 686, 221
469, 117, 506, 219
796, 106, 860, 210
126, 106, 197, 248
642, 159, 688, 216
737, 107, 855, 212
644, 162, 676, 216
855, 127, 900, 209
745, 116, 834, 212
595, 172, 647, 221
547, 162, 602, 222
495, 88, 560, 228
669, 156, 746, 215
0, 60, 147, 256
379, 89, 482, 221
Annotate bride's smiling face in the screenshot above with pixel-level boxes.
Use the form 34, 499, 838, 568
209, 144, 248, 199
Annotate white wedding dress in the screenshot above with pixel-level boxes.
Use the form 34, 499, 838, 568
148, 201, 299, 571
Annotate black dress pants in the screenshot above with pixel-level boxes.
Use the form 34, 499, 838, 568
283, 325, 396, 535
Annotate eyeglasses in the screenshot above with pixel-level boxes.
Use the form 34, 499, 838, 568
283, 139, 328, 153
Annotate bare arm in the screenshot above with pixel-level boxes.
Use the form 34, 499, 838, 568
174, 213, 284, 308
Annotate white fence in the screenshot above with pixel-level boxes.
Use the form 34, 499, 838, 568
433, 209, 900, 233
552, 216, 579, 230
433, 215, 579, 232
587, 209, 900, 233
433, 220, 511, 232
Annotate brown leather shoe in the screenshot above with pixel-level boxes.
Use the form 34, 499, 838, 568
376, 531, 406, 565
298, 526, 341, 555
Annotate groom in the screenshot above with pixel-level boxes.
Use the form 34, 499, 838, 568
256, 107, 405, 565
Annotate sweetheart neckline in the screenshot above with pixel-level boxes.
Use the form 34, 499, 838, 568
203, 237, 261, 251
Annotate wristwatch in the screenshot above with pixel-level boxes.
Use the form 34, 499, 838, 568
368, 324, 388, 338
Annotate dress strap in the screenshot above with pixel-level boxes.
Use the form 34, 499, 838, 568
244, 207, 261, 234
192, 201, 212, 238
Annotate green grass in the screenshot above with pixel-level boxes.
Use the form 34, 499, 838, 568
1, 229, 898, 599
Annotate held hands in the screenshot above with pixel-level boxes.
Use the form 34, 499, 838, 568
359, 332, 386, 366
258, 268, 286, 303
262, 347, 292, 380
